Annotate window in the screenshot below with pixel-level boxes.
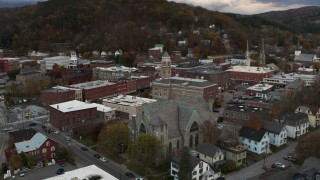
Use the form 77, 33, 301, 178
190, 122, 199, 132
192, 171, 197, 175
51, 146, 55, 151
46, 141, 50, 146
42, 148, 47, 154
189, 135, 193, 148
139, 123, 146, 134
195, 133, 199, 146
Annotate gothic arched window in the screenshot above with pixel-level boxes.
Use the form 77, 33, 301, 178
139, 123, 146, 134
190, 122, 199, 132
195, 133, 199, 146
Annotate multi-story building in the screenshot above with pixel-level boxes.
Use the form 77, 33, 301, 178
70, 80, 116, 102
89, 60, 114, 69
102, 95, 156, 120
261, 120, 287, 147
223, 105, 272, 125
263, 73, 317, 87
226, 66, 274, 82
244, 97, 279, 110
92, 66, 137, 81
152, 76, 218, 102
273, 112, 309, 139
160, 52, 172, 79
40, 86, 82, 107
61, 72, 92, 85
16, 71, 43, 85
180, 69, 229, 89
245, 83, 274, 97
238, 126, 270, 154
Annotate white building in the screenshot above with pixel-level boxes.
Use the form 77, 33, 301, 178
171, 157, 223, 180
91, 103, 115, 121
191, 143, 224, 166
295, 105, 320, 128
44, 165, 118, 180
102, 95, 157, 120
273, 112, 309, 139
263, 73, 317, 87
261, 120, 287, 147
238, 126, 270, 154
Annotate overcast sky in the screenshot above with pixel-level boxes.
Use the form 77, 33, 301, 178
0, 0, 319, 14
169, 0, 320, 14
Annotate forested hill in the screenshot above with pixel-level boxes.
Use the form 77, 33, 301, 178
0, 0, 302, 57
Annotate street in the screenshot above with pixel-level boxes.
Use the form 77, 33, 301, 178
226, 141, 297, 180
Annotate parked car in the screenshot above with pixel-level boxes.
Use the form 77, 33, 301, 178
275, 162, 286, 168
19, 169, 25, 177
54, 130, 60, 135
93, 154, 101, 158
284, 155, 297, 162
125, 172, 135, 178
3, 127, 12, 132
81, 147, 88, 151
66, 136, 71, 141
56, 168, 64, 174
100, 157, 108, 162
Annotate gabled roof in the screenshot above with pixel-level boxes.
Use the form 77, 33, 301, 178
298, 105, 319, 115
294, 54, 316, 62
261, 120, 284, 135
149, 116, 166, 126
300, 157, 320, 172
195, 143, 221, 157
15, 132, 48, 154
239, 126, 266, 142
277, 112, 309, 126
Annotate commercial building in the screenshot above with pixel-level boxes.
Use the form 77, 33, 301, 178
16, 71, 42, 85
226, 66, 274, 82
102, 95, 156, 120
92, 66, 138, 81
263, 73, 317, 87
245, 83, 274, 97
40, 86, 82, 107
151, 76, 219, 102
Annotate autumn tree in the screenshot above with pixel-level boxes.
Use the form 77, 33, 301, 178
221, 160, 237, 173
8, 153, 23, 170
177, 147, 192, 180
296, 130, 320, 163
127, 134, 162, 167
200, 120, 221, 144
141, 89, 151, 98
97, 122, 129, 155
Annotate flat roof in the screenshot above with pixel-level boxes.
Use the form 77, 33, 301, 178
44, 165, 118, 180
91, 103, 114, 113
94, 66, 137, 72
153, 76, 217, 88
247, 83, 273, 91
225, 105, 270, 114
266, 73, 317, 80
103, 95, 157, 107
50, 100, 97, 113
226, 66, 274, 73
70, 80, 115, 90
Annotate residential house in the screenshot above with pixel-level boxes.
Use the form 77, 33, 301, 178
238, 126, 270, 154
132, 97, 215, 157
295, 105, 320, 128
217, 144, 247, 167
14, 132, 58, 159
191, 143, 224, 166
293, 157, 320, 180
171, 155, 223, 180
261, 120, 287, 147
273, 112, 309, 139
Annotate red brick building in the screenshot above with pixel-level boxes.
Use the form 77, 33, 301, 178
244, 97, 280, 110
61, 72, 92, 85
70, 80, 116, 102
226, 66, 274, 82
0, 59, 9, 73
41, 87, 76, 107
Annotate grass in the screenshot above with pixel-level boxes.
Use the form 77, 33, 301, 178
75, 135, 96, 147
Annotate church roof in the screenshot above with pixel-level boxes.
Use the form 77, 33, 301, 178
162, 51, 170, 58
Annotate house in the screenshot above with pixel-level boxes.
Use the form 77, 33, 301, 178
217, 143, 247, 167
171, 155, 223, 180
285, 78, 304, 92
294, 53, 317, 65
191, 143, 224, 166
238, 126, 270, 154
132, 97, 215, 157
293, 157, 320, 180
261, 120, 287, 147
295, 105, 320, 128
14, 132, 58, 159
273, 113, 309, 139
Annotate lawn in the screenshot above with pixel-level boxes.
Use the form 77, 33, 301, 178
75, 135, 96, 147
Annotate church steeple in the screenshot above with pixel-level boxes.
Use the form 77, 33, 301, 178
259, 38, 266, 67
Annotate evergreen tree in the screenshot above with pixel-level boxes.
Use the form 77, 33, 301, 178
178, 147, 193, 180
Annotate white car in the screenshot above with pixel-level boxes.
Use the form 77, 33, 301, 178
54, 130, 60, 135
3, 127, 12, 132
275, 162, 286, 168
100, 157, 108, 162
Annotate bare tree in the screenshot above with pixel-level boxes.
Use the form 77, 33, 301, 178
200, 120, 221, 144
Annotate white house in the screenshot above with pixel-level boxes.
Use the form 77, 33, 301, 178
273, 112, 309, 139
295, 105, 320, 128
191, 143, 224, 166
261, 120, 287, 147
171, 156, 223, 180
238, 126, 270, 154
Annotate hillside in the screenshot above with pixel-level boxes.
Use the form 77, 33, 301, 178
0, 0, 302, 57
258, 6, 320, 34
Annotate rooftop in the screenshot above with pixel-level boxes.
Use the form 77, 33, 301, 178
247, 83, 273, 91
239, 126, 266, 142
50, 100, 97, 113
184, 69, 225, 75
70, 80, 115, 90
44, 165, 118, 180
226, 66, 274, 73
225, 105, 270, 114
46, 85, 78, 93
15, 132, 49, 154
266, 73, 317, 80
153, 76, 217, 88
94, 65, 137, 72
103, 95, 157, 107
91, 103, 114, 113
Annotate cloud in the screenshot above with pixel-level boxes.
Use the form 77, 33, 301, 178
168, 0, 319, 14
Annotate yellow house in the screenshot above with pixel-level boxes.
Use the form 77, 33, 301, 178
218, 144, 247, 167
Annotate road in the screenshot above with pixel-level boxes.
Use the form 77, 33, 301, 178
226, 141, 297, 180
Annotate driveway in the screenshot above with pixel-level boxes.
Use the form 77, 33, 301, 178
226, 141, 297, 180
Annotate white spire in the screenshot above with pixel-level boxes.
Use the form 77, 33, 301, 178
246, 40, 250, 67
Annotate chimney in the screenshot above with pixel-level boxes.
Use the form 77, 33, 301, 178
57, 105, 59, 109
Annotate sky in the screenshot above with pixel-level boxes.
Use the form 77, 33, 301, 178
169, 0, 320, 14
0, 0, 319, 14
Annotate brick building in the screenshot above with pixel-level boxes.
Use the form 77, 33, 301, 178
0, 59, 9, 73
41, 86, 78, 107
70, 80, 116, 102
244, 97, 280, 110
92, 66, 138, 82
223, 105, 272, 125
244, 83, 274, 97
61, 72, 92, 85
89, 60, 114, 69
16, 71, 42, 85
151, 76, 219, 102
226, 66, 274, 82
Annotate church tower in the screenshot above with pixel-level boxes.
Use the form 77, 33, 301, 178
245, 40, 251, 67
160, 51, 172, 79
259, 38, 266, 67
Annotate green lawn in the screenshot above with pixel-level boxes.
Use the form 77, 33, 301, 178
75, 135, 96, 147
